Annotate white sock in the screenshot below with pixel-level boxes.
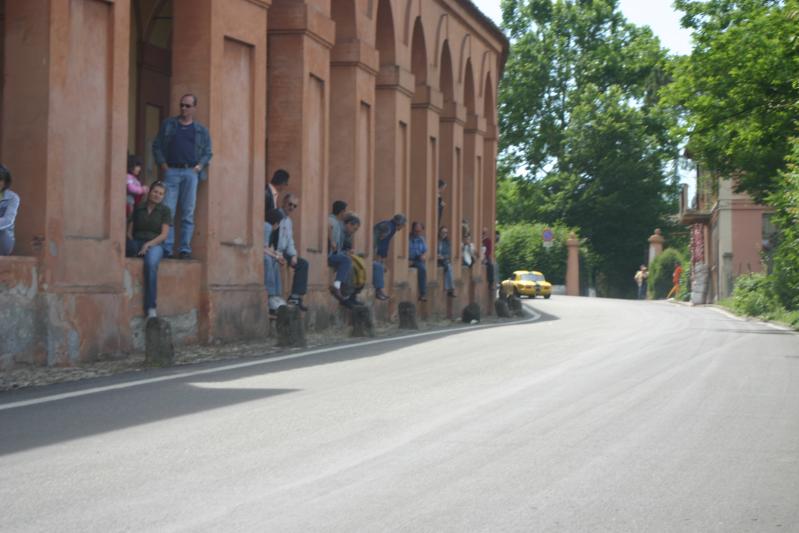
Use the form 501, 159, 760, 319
334, 281, 342, 289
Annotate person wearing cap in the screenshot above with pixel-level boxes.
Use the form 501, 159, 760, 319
372, 213, 406, 300
0, 164, 20, 256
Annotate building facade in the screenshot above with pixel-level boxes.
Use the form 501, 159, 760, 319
679, 168, 774, 303
0, 0, 508, 367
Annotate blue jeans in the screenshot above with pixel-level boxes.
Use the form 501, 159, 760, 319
264, 255, 281, 296
126, 239, 165, 312
410, 259, 427, 297
328, 252, 352, 284
0, 229, 14, 255
438, 259, 454, 291
288, 256, 309, 296
163, 167, 199, 255
373, 259, 386, 290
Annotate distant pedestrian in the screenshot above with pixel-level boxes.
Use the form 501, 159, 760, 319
437, 179, 447, 226
152, 93, 213, 259
372, 213, 406, 301
634, 265, 649, 299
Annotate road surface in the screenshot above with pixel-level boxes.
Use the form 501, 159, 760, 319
1, 296, 798, 532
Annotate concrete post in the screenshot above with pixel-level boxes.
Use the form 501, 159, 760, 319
648, 228, 665, 265
566, 232, 580, 296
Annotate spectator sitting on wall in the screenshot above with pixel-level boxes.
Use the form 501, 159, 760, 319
263, 208, 286, 314
409, 221, 428, 302
341, 212, 364, 307
462, 234, 476, 268
277, 193, 309, 312
328, 200, 352, 304
373, 213, 407, 301
126, 154, 148, 218
126, 181, 172, 319
0, 164, 19, 256
437, 226, 456, 298
266, 168, 290, 212
152, 93, 213, 260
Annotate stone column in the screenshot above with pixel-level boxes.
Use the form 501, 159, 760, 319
267, 2, 335, 309
172, 0, 270, 342
566, 232, 580, 296
375, 66, 414, 292
2, 0, 131, 365
648, 228, 664, 265
329, 40, 378, 255
437, 101, 465, 311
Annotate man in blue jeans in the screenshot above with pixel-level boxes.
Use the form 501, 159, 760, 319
408, 221, 428, 302
152, 93, 213, 259
372, 213, 406, 300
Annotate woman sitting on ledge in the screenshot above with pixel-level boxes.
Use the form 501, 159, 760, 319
0, 164, 20, 256
126, 181, 172, 319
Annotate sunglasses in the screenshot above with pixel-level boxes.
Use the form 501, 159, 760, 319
288, 202, 298, 208
180, 103, 193, 108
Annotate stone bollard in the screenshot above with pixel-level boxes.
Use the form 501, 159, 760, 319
398, 301, 418, 330
351, 305, 375, 337
276, 305, 306, 347
145, 317, 174, 367
508, 296, 524, 316
494, 298, 511, 318
462, 302, 481, 324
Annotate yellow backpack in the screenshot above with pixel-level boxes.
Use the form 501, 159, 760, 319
350, 254, 366, 289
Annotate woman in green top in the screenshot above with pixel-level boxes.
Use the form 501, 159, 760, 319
126, 181, 172, 319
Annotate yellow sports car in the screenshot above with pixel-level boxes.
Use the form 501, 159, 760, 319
501, 270, 552, 299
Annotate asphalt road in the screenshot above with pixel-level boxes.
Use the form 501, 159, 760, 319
1, 296, 798, 532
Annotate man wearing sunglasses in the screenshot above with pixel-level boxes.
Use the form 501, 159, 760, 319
276, 192, 309, 311
152, 93, 213, 259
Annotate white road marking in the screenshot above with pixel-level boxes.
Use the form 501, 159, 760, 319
0, 309, 542, 411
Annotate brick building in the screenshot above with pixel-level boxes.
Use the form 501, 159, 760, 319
0, 0, 508, 367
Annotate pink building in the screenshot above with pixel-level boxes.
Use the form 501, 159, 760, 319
0, 0, 508, 367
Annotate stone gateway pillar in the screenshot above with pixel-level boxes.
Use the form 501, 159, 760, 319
566, 232, 580, 296
648, 228, 665, 265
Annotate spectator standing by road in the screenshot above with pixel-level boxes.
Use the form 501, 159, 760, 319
666, 262, 683, 299
0, 165, 19, 256
152, 93, 212, 259
482, 227, 495, 289
634, 265, 649, 299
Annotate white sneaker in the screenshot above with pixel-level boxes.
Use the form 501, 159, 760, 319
146, 308, 157, 319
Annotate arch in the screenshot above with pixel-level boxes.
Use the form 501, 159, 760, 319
403, 0, 414, 45
463, 58, 475, 115
483, 72, 495, 125
375, 0, 396, 66
439, 41, 454, 105
433, 14, 448, 67
457, 33, 471, 83
410, 16, 427, 87
331, 0, 358, 44
478, 50, 491, 97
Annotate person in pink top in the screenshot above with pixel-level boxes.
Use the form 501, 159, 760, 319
126, 154, 148, 218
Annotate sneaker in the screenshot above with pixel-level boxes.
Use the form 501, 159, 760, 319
418, 296, 427, 302
146, 308, 157, 319
178, 251, 192, 260
447, 290, 456, 298
347, 294, 364, 306
287, 296, 308, 312
375, 289, 390, 301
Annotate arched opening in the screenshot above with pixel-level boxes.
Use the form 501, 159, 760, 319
411, 18, 427, 89
375, 0, 396, 67
130, 0, 173, 185
482, 72, 498, 261
438, 41, 458, 263
462, 58, 478, 255
409, 16, 430, 256
374, 0, 400, 225
331, 0, 358, 44
464, 60, 476, 116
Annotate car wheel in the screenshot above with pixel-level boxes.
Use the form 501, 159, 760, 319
544, 294, 551, 299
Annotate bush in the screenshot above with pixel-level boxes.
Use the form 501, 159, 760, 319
647, 248, 686, 299
496, 223, 575, 284
730, 273, 781, 317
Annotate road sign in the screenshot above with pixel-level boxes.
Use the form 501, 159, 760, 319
543, 227, 553, 248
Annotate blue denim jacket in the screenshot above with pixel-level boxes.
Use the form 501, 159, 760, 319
373, 220, 398, 258
409, 235, 427, 261
152, 117, 213, 181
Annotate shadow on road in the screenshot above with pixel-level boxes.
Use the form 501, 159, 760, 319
0, 310, 562, 456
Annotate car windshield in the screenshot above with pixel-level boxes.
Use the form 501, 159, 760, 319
520, 273, 545, 282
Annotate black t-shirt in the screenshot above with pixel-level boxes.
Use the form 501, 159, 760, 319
131, 203, 172, 242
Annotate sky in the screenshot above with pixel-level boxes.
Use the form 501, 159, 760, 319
470, 0, 694, 55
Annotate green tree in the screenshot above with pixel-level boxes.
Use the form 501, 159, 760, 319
498, 0, 680, 297
496, 223, 574, 283
769, 137, 799, 309
664, 0, 799, 202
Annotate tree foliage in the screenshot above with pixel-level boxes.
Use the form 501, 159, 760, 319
496, 223, 574, 283
498, 0, 680, 297
770, 137, 799, 309
663, 0, 799, 202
